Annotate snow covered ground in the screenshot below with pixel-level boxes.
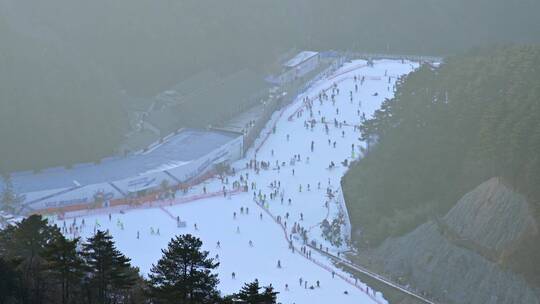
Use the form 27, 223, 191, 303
53, 59, 419, 304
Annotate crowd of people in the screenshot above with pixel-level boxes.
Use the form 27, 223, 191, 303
55, 63, 392, 301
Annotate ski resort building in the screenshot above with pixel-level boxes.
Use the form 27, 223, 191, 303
1, 128, 243, 215
120, 69, 269, 154
271, 51, 320, 85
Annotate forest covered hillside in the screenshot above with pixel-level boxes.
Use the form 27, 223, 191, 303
343, 45, 540, 247
2, 0, 540, 172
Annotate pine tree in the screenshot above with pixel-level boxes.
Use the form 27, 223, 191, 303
82, 230, 137, 304
237, 280, 263, 303
43, 234, 84, 304
234, 280, 278, 304
0, 174, 23, 213
1, 215, 60, 304
148, 234, 220, 304
261, 285, 278, 304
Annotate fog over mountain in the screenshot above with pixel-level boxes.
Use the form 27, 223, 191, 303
2, 0, 540, 172
1, 1, 540, 304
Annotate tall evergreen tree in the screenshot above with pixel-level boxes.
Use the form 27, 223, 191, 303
232, 280, 278, 304
82, 230, 137, 304
43, 234, 84, 304
237, 280, 264, 303
261, 285, 278, 304
0, 217, 149, 304
148, 234, 220, 304
0, 215, 60, 304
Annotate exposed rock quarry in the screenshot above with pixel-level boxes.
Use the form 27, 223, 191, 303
363, 177, 539, 304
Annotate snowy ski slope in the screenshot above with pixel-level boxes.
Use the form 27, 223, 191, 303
54, 59, 419, 304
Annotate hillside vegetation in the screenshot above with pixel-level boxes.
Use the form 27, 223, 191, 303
343, 45, 540, 247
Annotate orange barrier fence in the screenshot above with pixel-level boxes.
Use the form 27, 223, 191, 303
58, 187, 245, 220
34, 169, 235, 219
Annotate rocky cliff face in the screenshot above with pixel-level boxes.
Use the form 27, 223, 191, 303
363, 178, 539, 304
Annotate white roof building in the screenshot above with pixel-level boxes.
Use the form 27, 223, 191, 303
268, 51, 321, 85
